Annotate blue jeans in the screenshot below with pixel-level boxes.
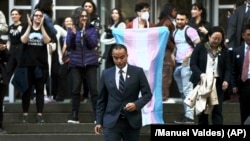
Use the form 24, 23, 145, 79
173, 64, 194, 120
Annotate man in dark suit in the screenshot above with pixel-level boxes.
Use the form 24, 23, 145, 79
94, 44, 152, 141
231, 23, 250, 125
225, 0, 250, 47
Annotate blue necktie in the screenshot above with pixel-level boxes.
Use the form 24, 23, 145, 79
119, 70, 125, 94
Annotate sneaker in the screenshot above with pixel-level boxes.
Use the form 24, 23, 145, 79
21, 115, 28, 123
162, 98, 176, 104
36, 115, 45, 124
30, 97, 36, 104
44, 96, 56, 104
174, 117, 194, 124
0, 128, 7, 134
67, 119, 80, 124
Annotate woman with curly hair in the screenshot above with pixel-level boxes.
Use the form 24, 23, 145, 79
66, 7, 99, 124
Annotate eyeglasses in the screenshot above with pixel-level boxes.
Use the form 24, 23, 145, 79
34, 14, 43, 18
81, 15, 88, 18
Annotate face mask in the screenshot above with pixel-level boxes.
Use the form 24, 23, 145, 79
141, 11, 149, 21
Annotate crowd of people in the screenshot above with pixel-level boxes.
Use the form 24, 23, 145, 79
0, 0, 250, 139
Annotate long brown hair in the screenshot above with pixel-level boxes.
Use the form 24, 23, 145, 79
72, 7, 91, 29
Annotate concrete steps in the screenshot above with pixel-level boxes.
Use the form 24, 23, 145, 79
0, 99, 240, 141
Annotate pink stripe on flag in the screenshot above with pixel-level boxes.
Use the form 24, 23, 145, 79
124, 30, 138, 66
112, 27, 169, 126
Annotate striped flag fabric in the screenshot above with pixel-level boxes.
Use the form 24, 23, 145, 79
112, 27, 169, 126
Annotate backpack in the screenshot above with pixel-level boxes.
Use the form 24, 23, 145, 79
173, 26, 195, 48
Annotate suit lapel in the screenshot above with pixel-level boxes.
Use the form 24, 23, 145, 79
113, 65, 133, 95
240, 45, 245, 68
125, 65, 133, 91
109, 67, 118, 91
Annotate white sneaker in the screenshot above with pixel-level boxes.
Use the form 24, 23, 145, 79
67, 119, 80, 124
162, 98, 176, 103
30, 97, 36, 104
44, 96, 56, 103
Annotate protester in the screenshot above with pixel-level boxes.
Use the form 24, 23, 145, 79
6, 9, 24, 84
81, 0, 102, 101
100, 8, 126, 69
173, 10, 200, 124
156, 3, 177, 101
126, 2, 155, 28
55, 17, 73, 102
188, 2, 211, 42
66, 7, 99, 124
17, 9, 55, 123
0, 10, 8, 134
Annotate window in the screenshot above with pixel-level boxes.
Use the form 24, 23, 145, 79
14, 0, 31, 5
56, 0, 82, 6
55, 10, 74, 25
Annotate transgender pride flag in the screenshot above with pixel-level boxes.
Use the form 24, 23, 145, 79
112, 27, 169, 126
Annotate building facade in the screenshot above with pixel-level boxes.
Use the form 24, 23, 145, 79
0, 0, 237, 102
0, 0, 236, 30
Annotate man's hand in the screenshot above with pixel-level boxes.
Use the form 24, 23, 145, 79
224, 39, 229, 47
232, 87, 238, 94
124, 102, 137, 112
222, 81, 229, 91
182, 56, 190, 66
94, 124, 102, 135
0, 44, 7, 51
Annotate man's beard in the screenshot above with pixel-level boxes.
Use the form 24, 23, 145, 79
176, 24, 185, 29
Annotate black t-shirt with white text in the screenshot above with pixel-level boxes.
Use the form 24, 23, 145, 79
9, 23, 24, 45
20, 26, 52, 68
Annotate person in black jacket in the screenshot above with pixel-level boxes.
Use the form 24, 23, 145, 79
18, 9, 55, 124
231, 24, 250, 125
188, 2, 211, 42
190, 26, 230, 125
5, 9, 24, 103
94, 44, 152, 141
0, 10, 8, 134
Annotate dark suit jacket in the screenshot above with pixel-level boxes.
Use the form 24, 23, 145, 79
190, 43, 231, 87
226, 4, 250, 47
96, 64, 152, 129
231, 44, 246, 88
